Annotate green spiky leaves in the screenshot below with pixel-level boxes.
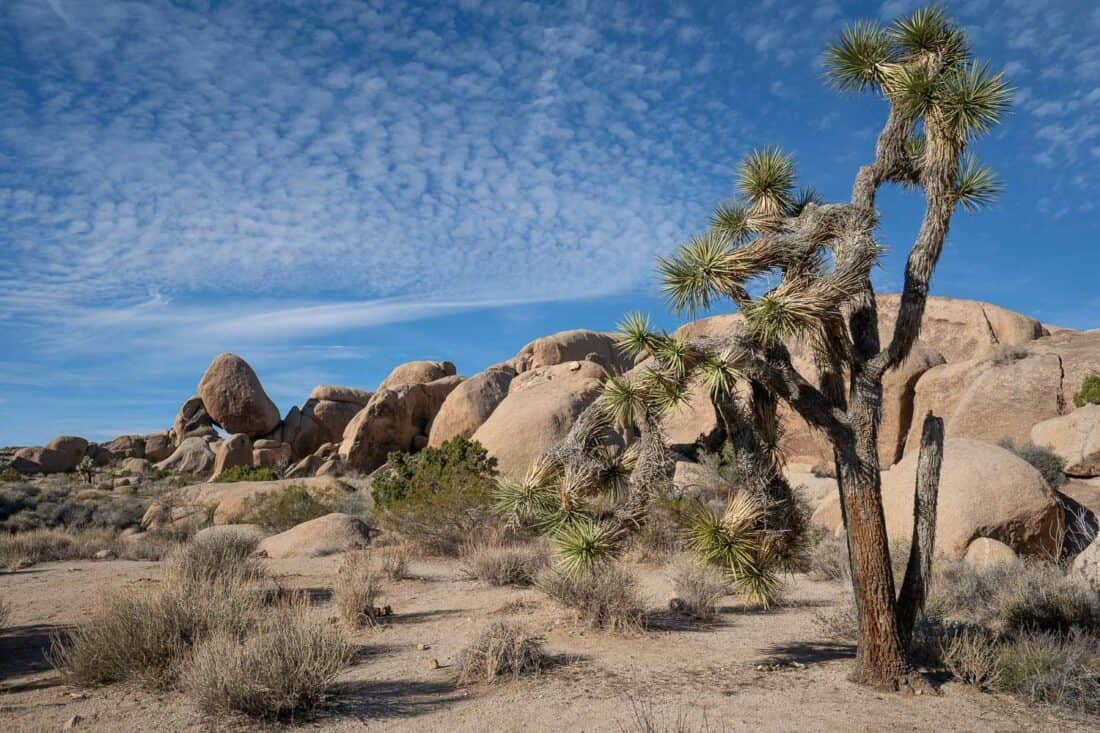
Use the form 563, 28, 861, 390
699, 348, 746, 399
823, 20, 890, 92
954, 156, 1002, 213
614, 312, 662, 358
658, 230, 742, 317
938, 61, 1011, 141
600, 374, 645, 429
889, 5, 967, 62
550, 518, 625, 577
737, 147, 796, 218
684, 492, 782, 608
710, 202, 750, 245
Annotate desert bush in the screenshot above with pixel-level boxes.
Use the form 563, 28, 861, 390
537, 564, 645, 633
628, 494, 689, 564
806, 531, 850, 582
379, 544, 411, 581
1073, 373, 1100, 408
180, 597, 352, 720
995, 631, 1100, 715
243, 484, 333, 531
668, 555, 729, 620
0, 482, 149, 533
50, 580, 264, 688
214, 465, 279, 483
940, 628, 1000, 687
163, 532, 264, 588
0, 466, 24, 482
333, 550, 384, 628
374, 438, 497, 556
621, 699, 724, 733
463, 543, 548, 586
118, 526, 194, 561
0, 598, 10, 631
455, 621, 546, 685
0, 528, 119, 569
813, 597, 859, 641
990, 345, 1030, 366
998, 439, 1066, 489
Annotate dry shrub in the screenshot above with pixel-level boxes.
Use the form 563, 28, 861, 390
379, 543, 411, 581
940, 628, 1000, 687
333, 550, 385, 628
622, 699, 724, 733
627, 496, 687, 564
805, 531, 850, 582
462, 543, 549, 586
180, 596, 352, 720
813, 597, 858, 642
50, 580, 264, 688
0, 598, 10, 631
668, 555, 729, 620
0, 528, 119, 569
118, 526, 194, 561
455, 621, 546, 685
243, 484, 333, 531
536, 564, 645, 633
995, 631, 1100, 715
164, 531, 264, 588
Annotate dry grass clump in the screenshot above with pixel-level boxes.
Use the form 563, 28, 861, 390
536, 563, 646, 633
462, 543, 549, 586
622, 699, 725, 732
333, 550, 386, 628
940, 628, 1000, 687
995, 631, 1100, 715
163, 532, 264, 588
379, 543, 411, 581
117, 526, 192, 561
805, 531, 850, 582
455, 621, 547, 685
50, 580, 263, 688
0, 598, 10, 631
0, 528, 119, 569
180, 596, 352, 720
668, 555, 729, 620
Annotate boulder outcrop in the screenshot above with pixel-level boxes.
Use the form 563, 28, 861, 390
153, 436, 215, 475
1030, 404, 1100, 478
172, 395, 217, 441
211, 434, 253, 479
256, 512, 372, 559
428, 366, 515, 446
512, 329, 631, 373
377, 360, 456, 391
197, 353, 280, 437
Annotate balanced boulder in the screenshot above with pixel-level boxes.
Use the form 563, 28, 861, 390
472, 360, 605, 478
172, 395, 217, 441
1030, 404, 1100, 478
377, 360, 456, 391
309, 385, 372, 405
197, 353, 280, 437
428, 365, 515, 446
257, 512, 372, 559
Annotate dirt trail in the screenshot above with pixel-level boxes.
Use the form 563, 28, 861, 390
0, 557, 1091, 732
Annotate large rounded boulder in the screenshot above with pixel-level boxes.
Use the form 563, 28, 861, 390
377, 360, 456, 391
340, 376, 463, 472
428, 366, 515, 447
44, 436, 89, 469
512, 329, 631, 374
11, 446, 74, 475
1030, 404, 1100, 478
812, 439, 1064, 560
257, 513, 372, 558
154, 436, 216, 475
472, 360, 605, 478
197, 353, 280, 437
211, 433, 253, 479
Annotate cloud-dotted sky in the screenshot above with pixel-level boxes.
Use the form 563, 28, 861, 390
1, 0, 1098, 444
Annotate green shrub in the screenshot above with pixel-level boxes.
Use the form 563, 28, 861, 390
374, 438, 497, 555
0, 467, 23, 482
243, 485, 333, 531
536, 564, 646, 633
214, 466, 279, 483
1073, 373, 1100, 408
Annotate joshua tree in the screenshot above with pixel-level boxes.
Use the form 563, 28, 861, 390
648, 6, 1008, 689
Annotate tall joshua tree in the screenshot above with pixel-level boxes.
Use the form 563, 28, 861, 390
648, 6, 1009, 689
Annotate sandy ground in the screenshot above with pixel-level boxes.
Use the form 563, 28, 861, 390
1, 555, 1094, 733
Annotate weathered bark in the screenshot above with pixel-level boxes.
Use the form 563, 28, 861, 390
896, 412, 945, 648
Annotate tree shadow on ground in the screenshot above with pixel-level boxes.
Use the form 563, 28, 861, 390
755, 640, 855, 666
645, 608, 733, 632
0, 624, 61, 688
325, 678, 463, 721
385, 608, 465, 626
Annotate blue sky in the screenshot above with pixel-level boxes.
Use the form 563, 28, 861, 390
2, 0, 1098, 446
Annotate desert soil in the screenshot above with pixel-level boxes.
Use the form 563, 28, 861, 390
0, 556, 1093, 732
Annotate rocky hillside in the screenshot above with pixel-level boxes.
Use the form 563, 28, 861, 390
7, 295, 1100, 570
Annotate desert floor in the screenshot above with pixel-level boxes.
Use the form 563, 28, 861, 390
1, 556, 1093, 732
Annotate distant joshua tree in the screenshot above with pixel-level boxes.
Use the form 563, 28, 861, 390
499, 6, 1009, 692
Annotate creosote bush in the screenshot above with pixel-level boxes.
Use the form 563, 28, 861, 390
333, 550, 385, 628
536, 563, 645, 633
1073, 373, 1100, 408
455, 621, 547, 685
181, 597, 352, 720
668, 555, 729, 620
374, 438, 497, 556
463, 543, 549, 587
213, 465, 279, 483
243, 484, 335, 532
